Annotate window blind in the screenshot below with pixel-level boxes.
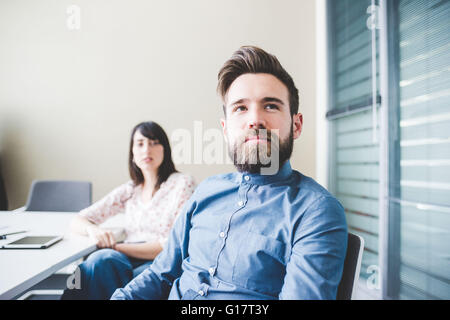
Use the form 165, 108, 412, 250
395, 0, 450, 300
328, 0, 379, 116
335, 109, 380, 277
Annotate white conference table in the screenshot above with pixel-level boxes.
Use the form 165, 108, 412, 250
0, 211, 98, 300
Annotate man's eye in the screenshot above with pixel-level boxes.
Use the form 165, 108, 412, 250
234, 106, 247, 112
265, 104, 279, 110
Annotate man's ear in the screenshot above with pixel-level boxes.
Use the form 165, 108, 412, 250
220, 118, 228, 143
293, 113, 303, 139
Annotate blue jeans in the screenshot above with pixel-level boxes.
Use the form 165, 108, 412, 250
61, 248, 153, 300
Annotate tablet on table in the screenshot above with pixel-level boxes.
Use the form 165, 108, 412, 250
1, 235, 63, 249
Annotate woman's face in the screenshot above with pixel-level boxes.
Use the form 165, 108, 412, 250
132, 130, 164, 175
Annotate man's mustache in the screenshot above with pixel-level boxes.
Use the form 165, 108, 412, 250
241, 129, 275, 142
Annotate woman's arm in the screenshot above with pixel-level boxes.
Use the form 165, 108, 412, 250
70, 182, 134, 248
114, 242, 163, 260
70, 215, 116, 248
70, 214, 96, 236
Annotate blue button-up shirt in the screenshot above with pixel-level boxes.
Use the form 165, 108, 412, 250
111, 161, 347, 300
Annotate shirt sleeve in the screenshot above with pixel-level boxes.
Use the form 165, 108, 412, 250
279, 196, 348, 300
110, 191, 197, 300
158, 174, 196, 248
78, 181, 134, 225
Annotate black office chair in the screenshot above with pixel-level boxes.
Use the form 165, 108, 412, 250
336, 232, 365, 300
24, 180, 92, 212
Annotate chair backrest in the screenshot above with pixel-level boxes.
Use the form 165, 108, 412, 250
336, 232, 365, 300
25, 180, 92, 212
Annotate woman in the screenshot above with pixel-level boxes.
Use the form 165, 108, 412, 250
62, 121, 196, 300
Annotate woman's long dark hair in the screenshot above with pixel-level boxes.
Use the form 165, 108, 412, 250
128, 121, 177, 190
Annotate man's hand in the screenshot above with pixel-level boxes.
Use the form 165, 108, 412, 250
85, 225, 116, 248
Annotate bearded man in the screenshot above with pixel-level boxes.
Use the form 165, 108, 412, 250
111, 46, 348, 300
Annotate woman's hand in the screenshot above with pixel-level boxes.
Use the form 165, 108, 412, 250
85, 225, 116, 248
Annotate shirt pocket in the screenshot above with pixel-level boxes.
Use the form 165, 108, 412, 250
181, 289, 208, 300
232, 232, 288, 296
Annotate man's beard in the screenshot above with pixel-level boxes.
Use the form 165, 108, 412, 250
227, 124, 294, 175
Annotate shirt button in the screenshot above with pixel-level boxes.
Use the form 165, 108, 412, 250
198, 290, 204, 296
208, 267, 215, 276
244, 175, 250, 181
238, 200, 244, 207
219, 232, 225, 238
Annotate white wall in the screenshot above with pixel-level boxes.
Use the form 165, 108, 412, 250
0, 0, 316, 209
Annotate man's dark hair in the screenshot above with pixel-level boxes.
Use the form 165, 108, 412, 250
217, 46, 299, 116
128, 121, 177, 189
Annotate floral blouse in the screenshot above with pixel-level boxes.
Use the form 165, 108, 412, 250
79, 172, 196, 247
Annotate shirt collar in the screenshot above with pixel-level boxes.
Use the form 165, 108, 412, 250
235, 160, 293, 186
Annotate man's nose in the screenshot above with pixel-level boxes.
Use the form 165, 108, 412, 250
247, 108, 266, 129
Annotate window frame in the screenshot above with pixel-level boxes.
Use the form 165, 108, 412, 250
381, 0, 402, 300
